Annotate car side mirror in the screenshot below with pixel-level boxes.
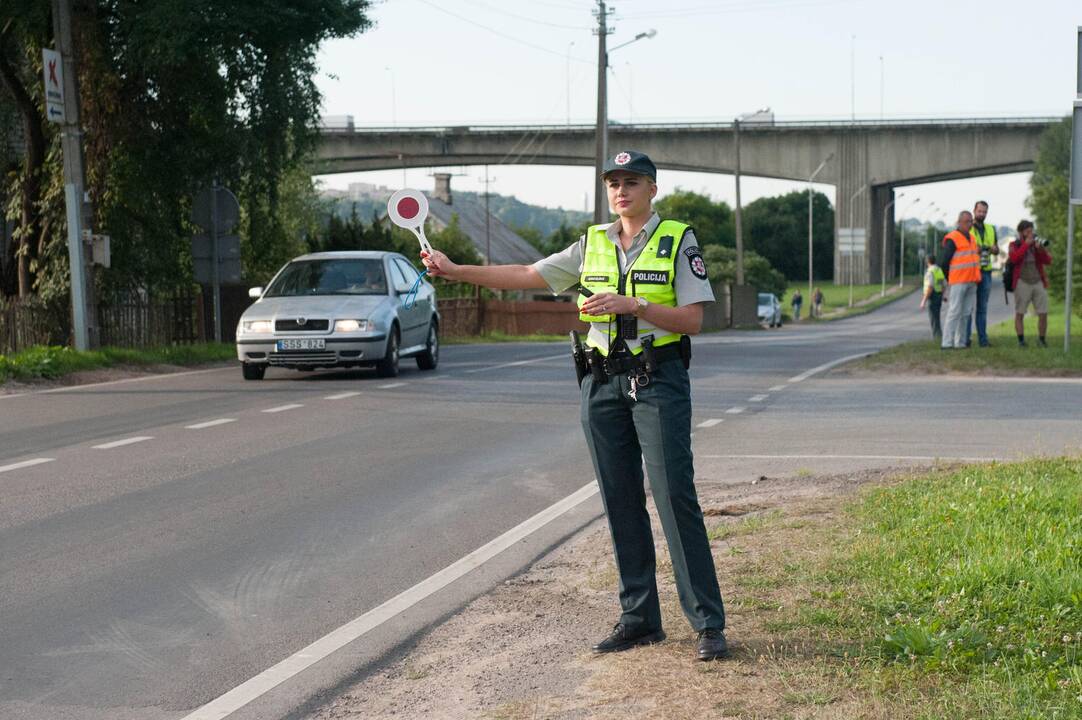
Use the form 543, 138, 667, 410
395, 281, 413, 295
248, 286, 263, 298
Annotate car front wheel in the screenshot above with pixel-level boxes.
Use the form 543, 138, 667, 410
416, 322, 439, 371
375, 328, 400, 378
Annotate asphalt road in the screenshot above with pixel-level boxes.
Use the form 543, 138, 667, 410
2, 290, 1078, 719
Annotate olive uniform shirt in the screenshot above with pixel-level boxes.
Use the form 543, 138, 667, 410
531, 213, 715, 354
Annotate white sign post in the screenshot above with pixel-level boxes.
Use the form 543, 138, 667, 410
387, 189, 433, 255
42, 48, 65, 123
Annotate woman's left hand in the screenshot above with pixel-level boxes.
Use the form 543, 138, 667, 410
580, 292, 636, 317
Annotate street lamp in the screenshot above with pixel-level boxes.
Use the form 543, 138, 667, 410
848, 183, 868, 308
566, 41, 575, 125
897, 196, 921, 288
808, 152, 833, 300
592, 10, 657, 223
733, 108, 774, 286
881, 192, 902, 297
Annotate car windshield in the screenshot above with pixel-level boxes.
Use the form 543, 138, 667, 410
264, 259, 387, 297
758, 294, 773, 305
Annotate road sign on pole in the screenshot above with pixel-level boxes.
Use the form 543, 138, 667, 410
191, 184, 242, 342
42, 48, 65, 123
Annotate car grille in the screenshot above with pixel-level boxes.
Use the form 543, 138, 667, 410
275, 318, 329, 332
268, 351, 338, 366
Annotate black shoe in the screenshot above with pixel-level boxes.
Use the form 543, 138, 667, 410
591, 623, 666, 654
697, 628, 731, 661
1018, 339, 1027, 348
979, 341, 991, 348
1039, 338, 1048, 348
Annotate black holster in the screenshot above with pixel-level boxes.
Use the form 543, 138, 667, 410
569, 331, 588, 387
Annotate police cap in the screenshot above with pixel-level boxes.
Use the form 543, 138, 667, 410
600, 150, 657, 180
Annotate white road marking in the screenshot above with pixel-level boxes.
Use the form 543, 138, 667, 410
185, 418, 236, 430
262, 404, 303, 414
696, 418, 724, 428
92, 436, 153, 450
725, 407, 745, 415
179, 481, 600, 720
748, 394, 768, 402
20, 366, 229, 396
700, 453, 1005, 462
325, 391, 361, 400
768, 385, 787, 392
0, 458, 54, 474
463, 353, 567, 374
377, 382, 405, 389
787, 352, 870, 383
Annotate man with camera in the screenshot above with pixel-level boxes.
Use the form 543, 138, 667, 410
967, 200, 999, 347
1007, 220, 1052, 347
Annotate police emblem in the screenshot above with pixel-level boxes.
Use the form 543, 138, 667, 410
614, 151, 631, 166
684, 246, 708, 279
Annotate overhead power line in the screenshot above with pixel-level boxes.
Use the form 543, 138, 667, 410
459, 0, 593, 30
413, 0, 593, 64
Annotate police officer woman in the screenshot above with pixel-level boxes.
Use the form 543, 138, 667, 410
420, 150, 729, 661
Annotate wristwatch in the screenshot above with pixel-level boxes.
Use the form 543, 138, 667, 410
634, 296, 648, 317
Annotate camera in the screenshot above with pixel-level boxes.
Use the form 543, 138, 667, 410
1037, 236, 1051, 248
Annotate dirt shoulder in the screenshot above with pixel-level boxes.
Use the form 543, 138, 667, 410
307, 466, 920, 720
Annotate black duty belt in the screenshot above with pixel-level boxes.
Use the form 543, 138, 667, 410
596, 343, 683, 375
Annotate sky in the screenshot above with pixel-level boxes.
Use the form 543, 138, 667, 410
313, 0, 1080, 231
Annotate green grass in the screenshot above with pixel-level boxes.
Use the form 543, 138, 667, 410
830, 459, 1082, 717
786, 280, 920, 322
861, 302, 1082, 376
0, 343, 236, 383
442, 330, 566, 345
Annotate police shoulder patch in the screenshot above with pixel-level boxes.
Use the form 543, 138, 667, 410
684, 246, 708, 279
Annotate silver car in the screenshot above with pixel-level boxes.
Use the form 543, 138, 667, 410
235, 251, 439, 380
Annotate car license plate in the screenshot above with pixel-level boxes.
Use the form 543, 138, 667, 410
276, 338, 325, 351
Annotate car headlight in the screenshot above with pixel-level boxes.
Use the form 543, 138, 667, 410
242, 320, 273, 333
334, 319, 369, 333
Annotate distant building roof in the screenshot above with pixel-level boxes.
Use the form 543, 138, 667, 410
423, 174, 542, 266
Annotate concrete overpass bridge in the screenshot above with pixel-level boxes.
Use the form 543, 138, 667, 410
315, 117, 1056, 283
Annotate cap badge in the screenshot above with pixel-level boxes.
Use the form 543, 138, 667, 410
614, 152, 631, 166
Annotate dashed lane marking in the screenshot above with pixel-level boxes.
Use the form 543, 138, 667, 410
92, 436, 153, 450
786, 352, 870, 383
178, 481, 600, 720
262, 404, 304, 414
696, 419, 724, 428
768, 385, 787, 392
377, 382, 405, 389
748, 394, 768, 402
185, 418, 236, 430
725, 407, 745, 415
325, 391, 361, 400
0, 458, 54, 474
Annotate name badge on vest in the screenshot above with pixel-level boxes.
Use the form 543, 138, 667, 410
630, 269, 670, 285
583, 274, 610, 283
656, 235, 674, 258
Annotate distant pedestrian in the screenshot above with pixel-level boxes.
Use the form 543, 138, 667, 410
966, 200, 1000, 347
790, 289, 803, 320
1008, 220, 1052, 347
920, 254, 945, 340
938, 210, 981, 349
812, 287, 823, 318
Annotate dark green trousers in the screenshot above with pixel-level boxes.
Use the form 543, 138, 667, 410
580, 359, 726, 632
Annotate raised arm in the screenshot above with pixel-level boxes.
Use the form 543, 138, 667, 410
421, 250, 549, 290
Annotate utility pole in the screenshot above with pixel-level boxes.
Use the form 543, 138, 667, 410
1065, 26, 1081, 352
593, 1, 610, 224
808, 153, 833, 299
733, 117, 744, 286
52, 0, 97, 349
479, 166, 496, 265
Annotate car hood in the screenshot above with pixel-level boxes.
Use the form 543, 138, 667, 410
242, 294, 392, 320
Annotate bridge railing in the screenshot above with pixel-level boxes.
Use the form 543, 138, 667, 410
318, 116, 1061, 134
